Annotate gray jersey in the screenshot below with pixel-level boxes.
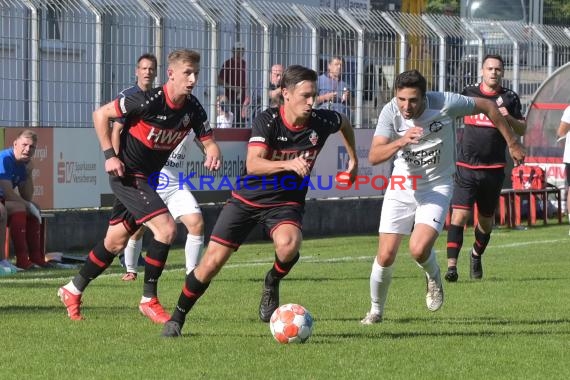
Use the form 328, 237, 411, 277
375, 92, 475, 184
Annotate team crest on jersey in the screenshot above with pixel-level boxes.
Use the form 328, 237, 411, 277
429, 121, 443, 133
309, 130, 319, 146
496, 96, 504, 106
183, 114, 190, 127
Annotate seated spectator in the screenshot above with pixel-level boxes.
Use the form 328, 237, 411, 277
248, 64, 283, 120
218, 42, 250, 128
216, 95, 234, 129
0, 130, 46, 269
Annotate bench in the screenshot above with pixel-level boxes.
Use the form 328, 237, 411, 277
499, 188, 563, 227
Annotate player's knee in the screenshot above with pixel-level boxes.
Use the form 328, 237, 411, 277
273, 235, 301, 256
184, 215, 204, 236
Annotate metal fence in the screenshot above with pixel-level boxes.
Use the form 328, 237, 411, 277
1, 0, 570, 129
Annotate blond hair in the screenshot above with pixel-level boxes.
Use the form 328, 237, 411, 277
16, 129, 38, 143
167, 49, 201, 67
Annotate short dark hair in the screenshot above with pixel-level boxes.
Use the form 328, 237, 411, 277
394, 70, 427, 96
137, 53, 157, 69
482, 54, 505, 68
280, 65, 317, 90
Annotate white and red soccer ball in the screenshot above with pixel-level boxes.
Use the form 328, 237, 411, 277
269, 303, 313, 344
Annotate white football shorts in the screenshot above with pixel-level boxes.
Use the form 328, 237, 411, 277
159, 189, 202, 223
378, 178, 452, 235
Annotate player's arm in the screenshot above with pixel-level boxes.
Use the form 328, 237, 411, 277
557, 120, 570, 138
501, 112, 526, 136
472, 97, 525, 163
93, 101, 125, 177
111, 121, 123, 154
368, 128, 423, 165
246, 145, 311, 178
338, 114, 358, 182
201, 138, 222, 171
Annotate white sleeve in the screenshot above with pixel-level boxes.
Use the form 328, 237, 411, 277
443, 92, 476, 117
562, 106, 570, 124
374, 100, 396, 138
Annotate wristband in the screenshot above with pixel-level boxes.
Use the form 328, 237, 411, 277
103, 148, 117, 160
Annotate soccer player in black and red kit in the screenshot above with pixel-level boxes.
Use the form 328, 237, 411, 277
161, 65, 359, 337
58, 49, 221, 323
446, 54, 526, 282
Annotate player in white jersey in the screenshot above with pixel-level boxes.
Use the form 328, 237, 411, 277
120, 133, 211, 279
361, 70, 525, 324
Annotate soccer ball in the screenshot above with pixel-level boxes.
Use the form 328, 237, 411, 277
269, 303, 313, 344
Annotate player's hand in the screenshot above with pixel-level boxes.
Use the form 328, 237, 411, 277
286, 152, 311, 177
204, 154, 222, 171
401, 127, 424, 146
346, 158, 358, 183
105, 157, 125, 177
508, 141, 526, 165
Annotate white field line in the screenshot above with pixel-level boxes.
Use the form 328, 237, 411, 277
0, 238, 566, 284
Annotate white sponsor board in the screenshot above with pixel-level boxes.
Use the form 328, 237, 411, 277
52, 128, 110, 208
42, 129, 394, 209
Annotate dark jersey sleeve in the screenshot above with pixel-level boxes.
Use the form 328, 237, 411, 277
249, 109, 277, 150
188, 96, 213, 141
506, 91, 523, 120
114, 90, 152, 120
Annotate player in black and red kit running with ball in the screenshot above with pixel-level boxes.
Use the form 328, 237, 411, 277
446, 54, 526, 282
161, 64, 359, 337
58, 49, 221, 323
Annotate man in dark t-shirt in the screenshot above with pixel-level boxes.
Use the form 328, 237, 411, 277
58, 49, 221, 323
446, 54, 526, 282
162, 65, 359, 337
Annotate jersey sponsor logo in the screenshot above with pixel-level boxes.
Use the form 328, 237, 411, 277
277, 136, 288, 141
202, 120, 211, 132
270, 148, 318, 165
464, 114, 494, 127
402, 147, 441, 167
496, 96, 504, 106
156, 115, 167, 120
249, 136, 265, 143
141, 127, 188, 150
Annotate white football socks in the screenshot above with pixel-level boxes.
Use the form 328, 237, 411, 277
124, 238, 143, 273
369, 257, 393, 316
416, 249, 440, 280
184, 234, 204, 274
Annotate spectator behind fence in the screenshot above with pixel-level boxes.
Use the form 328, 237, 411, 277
556, 105, 570, 234
247, 64, 284, 120
0, 130, 46, 270
216, 95, 234, 129
218, 42, 250, 128
315, 56, 351, 118
111, 53, 158, 281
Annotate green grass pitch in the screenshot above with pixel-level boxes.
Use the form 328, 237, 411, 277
1, 224, 569, 379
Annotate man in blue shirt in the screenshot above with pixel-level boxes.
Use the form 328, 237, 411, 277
315, 56, 351, 118
0, 129, 44, 269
